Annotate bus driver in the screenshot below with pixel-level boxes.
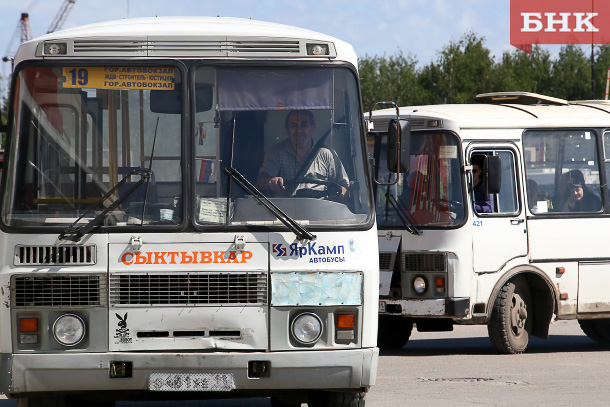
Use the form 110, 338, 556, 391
257, 110, 349, 199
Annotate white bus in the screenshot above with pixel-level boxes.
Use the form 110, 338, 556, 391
368, 92, 610, 354
0, 17, 382, 406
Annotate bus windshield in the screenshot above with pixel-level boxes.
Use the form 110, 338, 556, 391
4, 64, 371, 231
375, 131, 464, 228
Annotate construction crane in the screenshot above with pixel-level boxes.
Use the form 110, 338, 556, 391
47, 0, 77, 34
2, 13, 33, 62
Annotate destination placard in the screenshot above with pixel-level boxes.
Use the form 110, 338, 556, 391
62, 67, 175, 90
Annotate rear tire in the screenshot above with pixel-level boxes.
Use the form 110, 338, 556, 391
578, 319, 605, 342
308, 391, 366, 407
488, 277, 532, 354
377, 315, 413, 350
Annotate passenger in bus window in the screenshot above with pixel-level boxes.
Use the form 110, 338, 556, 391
560, 169, 601, 212
471, 155, 493, 213
257, 110, 349, 199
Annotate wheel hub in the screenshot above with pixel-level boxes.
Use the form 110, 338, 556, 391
510, 293, 527, 335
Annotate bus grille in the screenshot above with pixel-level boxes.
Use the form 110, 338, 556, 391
67, 38, 333, 58
13, 275, 106, 308
402, 252, 447, 272
109, 272, 268, 306
73, 39, 147, 56
379, 252, 393, 270
15, 245, 96, 266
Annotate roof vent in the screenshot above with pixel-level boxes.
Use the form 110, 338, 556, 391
475, 92, 568, 106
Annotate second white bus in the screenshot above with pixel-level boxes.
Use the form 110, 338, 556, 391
369, 92, 610, 354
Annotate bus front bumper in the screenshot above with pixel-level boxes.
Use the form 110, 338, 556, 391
378, 297, 470, 317
1, 348, 378, 394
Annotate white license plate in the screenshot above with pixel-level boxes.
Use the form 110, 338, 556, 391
378, 301, 386, 313
148, 372, 235, 392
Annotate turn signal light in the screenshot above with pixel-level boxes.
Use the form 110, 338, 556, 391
337, 314, 355, 329
20, 317, 38, 332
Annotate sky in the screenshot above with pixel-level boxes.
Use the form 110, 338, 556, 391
0, 0, 574, 100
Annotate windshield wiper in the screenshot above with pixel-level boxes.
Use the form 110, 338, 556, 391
224, 166, 316, 241
59, 117, 160, 242
58, 169, 151, 241
386, 192, 422, 236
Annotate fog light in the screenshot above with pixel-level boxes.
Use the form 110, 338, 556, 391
53, 314, 85, 346
413, 276, 427, 294
291, 312, 323, 344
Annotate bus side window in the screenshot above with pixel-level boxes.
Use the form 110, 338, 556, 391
495, 151, 519, 214
525, 130, 602, 214
472, 151, 518, 215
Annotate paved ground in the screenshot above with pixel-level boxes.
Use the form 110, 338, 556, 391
2, 319, 607, 406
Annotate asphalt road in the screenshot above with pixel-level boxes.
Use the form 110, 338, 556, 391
1, 319, 607, 406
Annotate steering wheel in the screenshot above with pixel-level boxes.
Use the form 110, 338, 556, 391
284, 178, 344, 200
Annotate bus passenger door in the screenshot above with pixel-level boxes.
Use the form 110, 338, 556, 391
469, 147, 528, 273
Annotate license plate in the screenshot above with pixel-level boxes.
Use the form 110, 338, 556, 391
148, 372, 235, 392
378, 301, 386, 313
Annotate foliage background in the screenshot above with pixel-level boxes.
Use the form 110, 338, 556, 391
359, 32, 610, 110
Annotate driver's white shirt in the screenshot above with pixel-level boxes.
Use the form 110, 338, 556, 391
258, 138, 349, 196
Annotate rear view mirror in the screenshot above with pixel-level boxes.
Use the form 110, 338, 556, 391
387, 119, 410, 173
150, 83, 213, 114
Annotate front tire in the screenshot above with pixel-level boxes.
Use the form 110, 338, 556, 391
308, 391, 366, 407
488, 277, 532, 354
377, 315, 413, 350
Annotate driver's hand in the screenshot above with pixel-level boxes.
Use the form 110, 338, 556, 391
340, 186, 347, 197
268, 176, 285, 193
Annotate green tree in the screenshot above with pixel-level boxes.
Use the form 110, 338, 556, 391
593, 45, 610, 100
551, 45, 591, 100
431, 31, 496, 103
493, 45, 553, 94
358, 51, 423, 111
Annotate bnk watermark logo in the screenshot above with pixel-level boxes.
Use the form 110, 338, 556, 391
510, 0, 610, 53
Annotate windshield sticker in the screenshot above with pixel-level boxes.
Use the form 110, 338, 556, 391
199, 198, 227, 223
439, 145, 457, 159
62, 67, 175, 90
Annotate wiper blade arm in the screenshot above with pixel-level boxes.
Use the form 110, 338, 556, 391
387, 193, 422, 236
58, 168, 151, 241
224, 167, 316, 241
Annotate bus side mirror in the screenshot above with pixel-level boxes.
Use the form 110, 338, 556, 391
487, 155, 502, 194
387, 119, 410, 173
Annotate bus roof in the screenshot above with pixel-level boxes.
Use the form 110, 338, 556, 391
369, 99, 610, 133
15, 16, 357, 67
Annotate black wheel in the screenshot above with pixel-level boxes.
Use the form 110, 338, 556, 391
377, 315, 413, 350
578, 319, 605, 342
308, 391, 366, 407
270, 396, 305, 407
18, 396, 66, 407
488, 276, 532, 354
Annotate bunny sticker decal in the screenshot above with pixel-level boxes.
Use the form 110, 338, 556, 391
114, 312, 132, 344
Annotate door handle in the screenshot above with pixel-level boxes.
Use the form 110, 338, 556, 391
510, 218, 524, 225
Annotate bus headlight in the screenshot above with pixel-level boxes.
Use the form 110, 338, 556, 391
413, 276, 427, 294
291, 312, 323, 345
53, 314, 86, 346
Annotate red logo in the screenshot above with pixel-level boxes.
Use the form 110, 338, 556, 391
510, 0, 610, 53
